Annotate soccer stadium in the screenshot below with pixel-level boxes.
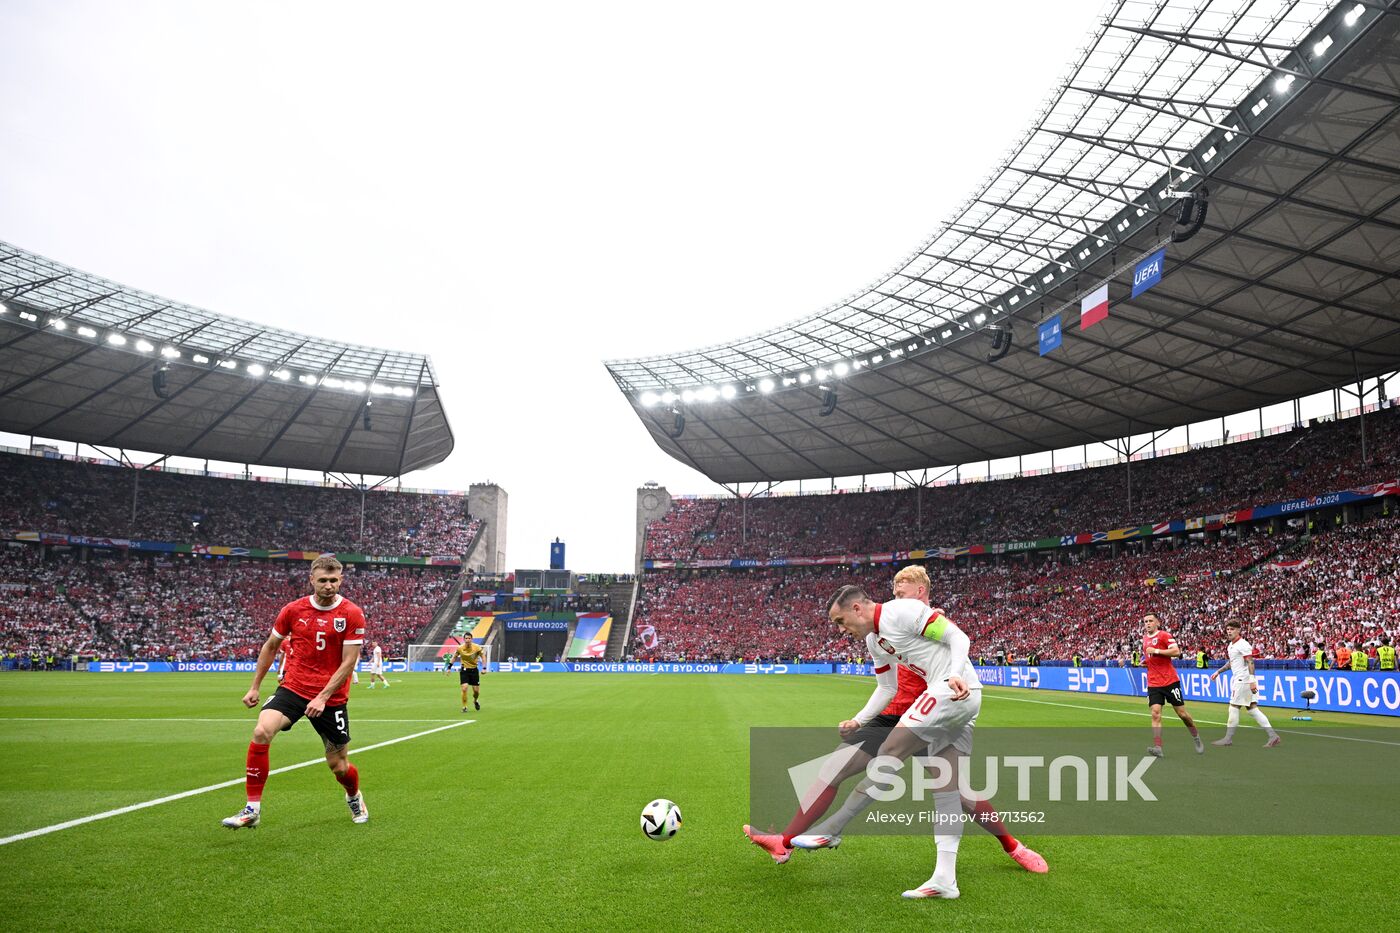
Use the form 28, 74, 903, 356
3, 0, 1399, 929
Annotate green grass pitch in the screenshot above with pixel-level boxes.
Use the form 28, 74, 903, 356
1, 673, 1396, 931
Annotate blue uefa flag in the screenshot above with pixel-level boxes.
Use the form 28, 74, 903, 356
1038, 315, 1063, 355
1131, 247, 1167, 298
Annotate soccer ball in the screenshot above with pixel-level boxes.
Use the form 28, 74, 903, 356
640, 799, 682, 840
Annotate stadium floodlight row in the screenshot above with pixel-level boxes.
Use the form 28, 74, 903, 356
0, 241, 453, 476
606, 0, 1400, 483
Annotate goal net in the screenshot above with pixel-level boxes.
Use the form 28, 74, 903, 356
407, 642, 492, 672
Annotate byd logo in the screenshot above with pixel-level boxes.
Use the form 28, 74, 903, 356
745, 664, 790, 674
1068, 668, 1110, 693
98, 661, 150, 672
498, 661, 544, 673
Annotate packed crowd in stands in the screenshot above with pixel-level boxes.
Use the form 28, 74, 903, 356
643, 407, 1400, 560
632, 513, 1400, 664
0, 544, 456, 660
0, 453, 481, 555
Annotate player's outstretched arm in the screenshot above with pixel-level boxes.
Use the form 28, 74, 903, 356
307, 644, 362, 718
922, 610, 973, 699
1208, 658, 1231, 680
846, 665, 898, 734
244, 633, 282, 707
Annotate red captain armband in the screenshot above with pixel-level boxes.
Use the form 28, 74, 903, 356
874, 664, 890, 674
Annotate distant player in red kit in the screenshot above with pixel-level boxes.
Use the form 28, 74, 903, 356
222, 556, 369, 828
1142, 613, 1203, 757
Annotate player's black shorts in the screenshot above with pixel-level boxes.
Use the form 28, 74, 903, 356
841, 713, 900, 757
263, 685, 351, 746
1147, 682, 1185, 708
459, 667, 480, 686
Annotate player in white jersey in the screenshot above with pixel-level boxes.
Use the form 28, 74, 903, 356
827, 585, 982, 900
1209, 622, 1280, 747
777, 566, 1046, 873
367, 642, 389, 689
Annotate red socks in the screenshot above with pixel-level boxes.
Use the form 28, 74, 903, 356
245, 742, 270, 803
781, 783, 839, 848
335, 764, 360, 797
968, 798, 1019, 853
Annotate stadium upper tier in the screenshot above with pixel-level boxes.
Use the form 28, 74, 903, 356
0, 545, 457, 659
642, 405, 1400, 559
0, 242, 452, 475
607, 0, 1400, 482
0, 452, 481, 556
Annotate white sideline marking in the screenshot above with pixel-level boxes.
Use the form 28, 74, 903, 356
0, 718, 462, 723
982, 692, 1400, 747
0, 720, 475, 847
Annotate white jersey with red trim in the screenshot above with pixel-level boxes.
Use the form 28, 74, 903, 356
871, 598, 981, 690
1227, 637, 1254, 679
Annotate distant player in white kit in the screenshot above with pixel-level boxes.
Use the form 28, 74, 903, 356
367, 642, 389, 689
825, 585, 983, 900
1210, 621, 1280, 747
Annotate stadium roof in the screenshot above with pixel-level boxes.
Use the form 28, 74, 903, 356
0, 244, 454, 475
607, 0, 1400, 484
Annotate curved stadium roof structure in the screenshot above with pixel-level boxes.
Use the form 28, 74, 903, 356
0, 244, 453, 476
607, 0, 1400, 484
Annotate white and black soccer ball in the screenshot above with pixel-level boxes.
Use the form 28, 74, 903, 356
640, 799, 682, 840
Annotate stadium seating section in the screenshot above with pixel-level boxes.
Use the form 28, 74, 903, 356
0, 545, 456, 659
643, 408, 1400, 559
634, 410, 1400, 663
0, 453, 481, 555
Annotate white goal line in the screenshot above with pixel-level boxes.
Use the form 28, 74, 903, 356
0, 719, 475, 847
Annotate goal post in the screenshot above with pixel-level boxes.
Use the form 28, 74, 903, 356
407, 642, 492, 672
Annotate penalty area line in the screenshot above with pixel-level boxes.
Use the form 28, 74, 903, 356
0, 719, 475, 847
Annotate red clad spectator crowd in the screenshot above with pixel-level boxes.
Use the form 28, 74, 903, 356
0, 453, 481, 556
633, 518, 1400, 664
0, 545, 456, 660
633, 407, 1400, 663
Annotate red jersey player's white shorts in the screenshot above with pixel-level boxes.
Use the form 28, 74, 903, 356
896, 681, 981, 755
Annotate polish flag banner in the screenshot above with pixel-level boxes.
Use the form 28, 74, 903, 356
1080, 283, 1109, 329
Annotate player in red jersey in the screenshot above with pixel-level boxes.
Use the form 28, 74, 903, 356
745, 565, 1047, 874
1142, 613, 1203, 757
221, 556, 369, 828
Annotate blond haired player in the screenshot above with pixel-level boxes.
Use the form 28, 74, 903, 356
748, 564, 1046, 879
1209, 621, 1280, 747
445, 640, 486, 711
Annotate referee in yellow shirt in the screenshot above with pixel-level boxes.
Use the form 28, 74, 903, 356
445, 641, 486, 712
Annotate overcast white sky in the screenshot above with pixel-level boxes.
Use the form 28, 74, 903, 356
1, 0, 1148, 569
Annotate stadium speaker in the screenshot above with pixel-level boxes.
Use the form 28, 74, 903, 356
1170, 186, 1209, 244
985, 324, 1012, 363
362, 401, 373, 432
666, 409, 685, 439
820, 387, 837, 417
152, 363, 170, 400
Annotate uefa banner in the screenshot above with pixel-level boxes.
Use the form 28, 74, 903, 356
972, 665, 1400, 717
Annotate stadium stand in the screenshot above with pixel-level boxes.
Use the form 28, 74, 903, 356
0, 544, 456, 661
0, 452, 481, 556
633, 516, 1400, 664
643, 408, 1400, 560
632, 406, 1400, 664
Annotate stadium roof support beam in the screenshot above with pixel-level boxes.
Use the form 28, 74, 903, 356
1106, 23, 1400, 108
